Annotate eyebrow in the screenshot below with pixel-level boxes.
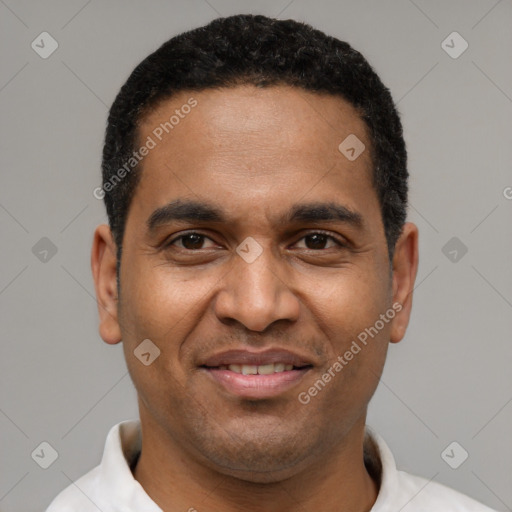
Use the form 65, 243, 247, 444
287, 202, 363, 227
146, 199, 364, 232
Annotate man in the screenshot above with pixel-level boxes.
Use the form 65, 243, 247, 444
47, 14, 497, 512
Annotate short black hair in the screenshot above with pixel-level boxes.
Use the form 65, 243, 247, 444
101, 14, 408, 275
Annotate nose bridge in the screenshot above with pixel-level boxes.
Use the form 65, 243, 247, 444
213, 239, 300, 332
238, 245, 279, 306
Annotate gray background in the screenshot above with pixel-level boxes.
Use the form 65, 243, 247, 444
1, 0, 511, 510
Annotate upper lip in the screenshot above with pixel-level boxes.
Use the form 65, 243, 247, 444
200, 348, 314, 368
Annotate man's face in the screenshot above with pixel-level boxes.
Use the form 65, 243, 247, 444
96, 86, 414, 481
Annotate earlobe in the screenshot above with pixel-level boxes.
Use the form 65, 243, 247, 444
91, 224, 122, 344
389, 222, 419, 344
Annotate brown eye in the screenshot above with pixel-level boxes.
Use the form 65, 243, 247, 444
305, 234, 328, 249
167, 233, 218, 251
295, 233, 342, 250
180, 233, 205, 250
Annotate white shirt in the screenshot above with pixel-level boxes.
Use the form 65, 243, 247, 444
46, 419, 497, 511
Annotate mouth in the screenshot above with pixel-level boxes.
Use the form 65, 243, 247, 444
199, 349, 314, 399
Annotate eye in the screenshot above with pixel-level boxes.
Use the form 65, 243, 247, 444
164, 231, 346, 252
293, 232, 345, 250
167, 232, 218, 251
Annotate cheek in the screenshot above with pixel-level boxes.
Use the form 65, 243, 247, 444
312, 307, 390, 415
305, 262, 392, 405
117, 265, 204, 413
118, 261, 222, 389
120, 261, 207, 338
307, 263, 390, 339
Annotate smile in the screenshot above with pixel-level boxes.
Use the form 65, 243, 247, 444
201, 366, 312, 399
199, 349, 314, 399
219, 363, 294, 374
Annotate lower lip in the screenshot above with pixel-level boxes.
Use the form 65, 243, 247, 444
202, 368, 311, 399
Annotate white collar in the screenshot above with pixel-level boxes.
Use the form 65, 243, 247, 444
50, 419, 493, 511
96, 420, 396, 511
97, 419, 162, 510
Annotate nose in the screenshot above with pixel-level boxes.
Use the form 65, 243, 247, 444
213, 244, 300, 332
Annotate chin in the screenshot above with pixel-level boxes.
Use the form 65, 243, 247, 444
208, 450, 313, 484
190, 425, 318, 483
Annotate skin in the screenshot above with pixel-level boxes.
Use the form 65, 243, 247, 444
91, 85, 418, 512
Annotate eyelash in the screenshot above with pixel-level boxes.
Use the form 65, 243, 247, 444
164, 231, 347, 251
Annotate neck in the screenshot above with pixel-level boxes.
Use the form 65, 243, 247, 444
133, 410, 379, 512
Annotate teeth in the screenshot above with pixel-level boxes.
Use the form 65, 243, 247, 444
257, 364, 274, 375
242, 365, 258, 375
227, 363, 295, 374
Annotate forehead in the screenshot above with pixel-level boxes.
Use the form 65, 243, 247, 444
131, 85, 379, 230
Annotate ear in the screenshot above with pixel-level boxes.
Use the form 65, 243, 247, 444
91, 224, 122, 344
389, 222, 419, 343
